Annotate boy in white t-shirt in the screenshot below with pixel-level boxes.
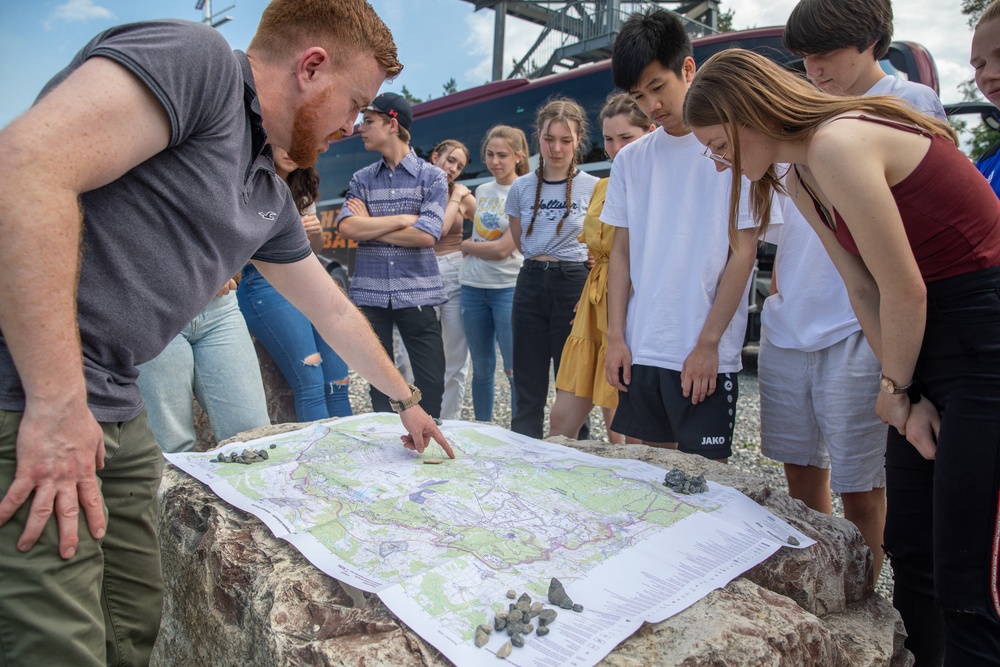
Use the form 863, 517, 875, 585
602, 9, 763, 461
774, 0, 950, 579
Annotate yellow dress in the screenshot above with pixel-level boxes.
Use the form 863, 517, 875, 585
555, 179, 618, 409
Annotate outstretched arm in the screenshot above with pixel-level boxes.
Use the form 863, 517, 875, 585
254, 255, 454, 458
0, 57, 172, 559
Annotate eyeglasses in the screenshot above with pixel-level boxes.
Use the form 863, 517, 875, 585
701, 145, 732, 168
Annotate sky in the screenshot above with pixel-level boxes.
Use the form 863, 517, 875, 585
0, 0, 982, 129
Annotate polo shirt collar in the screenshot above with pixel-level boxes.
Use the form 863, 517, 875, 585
377, 148, 420, 177
234, 50, 271, 166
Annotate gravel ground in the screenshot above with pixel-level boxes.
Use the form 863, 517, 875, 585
346, 346, 893, 599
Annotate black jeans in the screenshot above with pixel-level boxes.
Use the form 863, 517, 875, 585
360, 304, 445, 419
510, 260, 588, 438
883, 265, 1000, 667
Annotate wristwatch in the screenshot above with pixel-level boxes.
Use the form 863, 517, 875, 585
389, 384, 422, 413
879, 373, 913, 395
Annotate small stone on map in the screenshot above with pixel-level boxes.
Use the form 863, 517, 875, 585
507, 609, 522, 623
496, 641, 512, 658
508, 602, 516, 612
572, 603, 584, 613
506, 589, 517, 599
477, 623, 493, 635
475, 630, 489, 648
548, 578, 570, 606
496, 610, 508, 620
538, 609, 557, 625
523, 623, 533, 633
537, 625, 550, 636
788, 536, 800, 546
511, 633, 524, 648
423, 458, 443, 465
516, 599, 530, 615
663, 468, 709, 494
258, 449, 269, 460
494, 616, 507, 631
506, 621, 521, 636
269, 443, 277, 449
517, 592, 531, 606
529, 601, 543, 617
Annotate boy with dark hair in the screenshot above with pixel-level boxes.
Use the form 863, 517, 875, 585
603, 9, 763, 462
338, 92, 449, 418
783, 0, 944, 116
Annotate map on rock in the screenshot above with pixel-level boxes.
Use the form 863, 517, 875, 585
167, 414, 813, 667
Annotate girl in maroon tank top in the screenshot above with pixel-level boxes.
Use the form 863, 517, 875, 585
684, 49, 1000, 666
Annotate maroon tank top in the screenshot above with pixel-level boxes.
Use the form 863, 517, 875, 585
795, 115, 1000, 282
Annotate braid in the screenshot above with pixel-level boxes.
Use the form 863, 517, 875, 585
527, 156, 545, 237
555, 154, 577, 237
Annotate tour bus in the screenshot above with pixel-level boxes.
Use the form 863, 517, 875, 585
313, 25, 942, 338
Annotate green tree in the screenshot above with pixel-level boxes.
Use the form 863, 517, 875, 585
717, 6, 734, 32
400, 85, 423, 105
442, 78, 458, 96
962, 0, 991, 27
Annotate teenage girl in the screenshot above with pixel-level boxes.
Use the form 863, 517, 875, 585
684, 48, 1000, 666
427, 139, 476, 419
548, 93, 653, 444
505, 98, 599, 438
459, 125, 530, 422
238, 146, 353, 421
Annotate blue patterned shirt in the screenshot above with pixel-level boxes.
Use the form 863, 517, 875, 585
338, 150, 448, 307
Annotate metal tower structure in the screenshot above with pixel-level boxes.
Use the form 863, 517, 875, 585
460, 1, 720, 80
194, 0, 236, 29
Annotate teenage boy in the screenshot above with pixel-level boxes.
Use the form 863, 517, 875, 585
0, 3, 451, 664
603, 9, 763, 462
971, 0, 1000, 198
770, 0, 949, 582
783, 0, 944, 117
338, 93, 448, 418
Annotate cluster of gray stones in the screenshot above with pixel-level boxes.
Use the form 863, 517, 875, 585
663, 468, 709, 494
213, 443, 277, 465
474, 578, 582, 658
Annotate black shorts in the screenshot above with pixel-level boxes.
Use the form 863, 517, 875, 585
610, 365, 738, 460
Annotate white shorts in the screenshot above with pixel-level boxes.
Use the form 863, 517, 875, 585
758, 329, 887, 493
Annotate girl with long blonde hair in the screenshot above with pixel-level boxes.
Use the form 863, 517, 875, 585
459, 125, 530, 422
684, 47, 1000, 664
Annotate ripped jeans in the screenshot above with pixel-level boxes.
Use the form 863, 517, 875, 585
238, 265, 353, 421
884, 265, 1000, 666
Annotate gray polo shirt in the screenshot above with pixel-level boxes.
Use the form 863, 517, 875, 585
0, 20, 311, 421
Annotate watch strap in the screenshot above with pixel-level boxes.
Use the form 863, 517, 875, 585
390, 384, 422, 413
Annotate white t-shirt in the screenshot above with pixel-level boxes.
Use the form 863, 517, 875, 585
460, 180, 523, 289
601, 129, 761, 373
762, 182, 860, 351
505, 170, 599, 261
762, 75, 948, 351
865, 75, 947, 121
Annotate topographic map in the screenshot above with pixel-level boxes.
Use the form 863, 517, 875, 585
167, 414, 813, 667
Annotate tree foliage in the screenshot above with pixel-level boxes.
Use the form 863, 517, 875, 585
718, 7, 734, 33
962, 0, 991, 27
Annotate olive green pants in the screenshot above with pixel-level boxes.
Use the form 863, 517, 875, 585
0, 410, 163, 667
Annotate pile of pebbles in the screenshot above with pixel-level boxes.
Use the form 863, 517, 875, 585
474, 578, 582, 657
213, 443, 277, 465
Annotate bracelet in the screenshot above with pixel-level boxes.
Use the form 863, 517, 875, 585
449, 198, 461, 204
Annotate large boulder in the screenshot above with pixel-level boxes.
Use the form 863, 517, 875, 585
152, 423, 912, 667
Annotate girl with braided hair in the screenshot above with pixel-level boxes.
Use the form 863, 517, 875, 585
504, 98, 599, 437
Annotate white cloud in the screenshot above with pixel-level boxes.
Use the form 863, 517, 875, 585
44, 0, 115, 31
464, 9, 544, 85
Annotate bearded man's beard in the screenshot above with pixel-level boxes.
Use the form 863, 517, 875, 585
288, 86, 333, 167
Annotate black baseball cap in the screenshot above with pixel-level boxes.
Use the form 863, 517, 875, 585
365, 92, 412, 130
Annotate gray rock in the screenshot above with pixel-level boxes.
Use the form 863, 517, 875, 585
572, 603, 583, 613
547, 578, 571, 606
496, 641, 512, 658
475, 630, 489, 648
510, 633, 524, 648
506, 589, 516, 599
494, 615, 507, 632
536, 624, 550, 637
538, 608, 557, 626
529, 601, 543, 617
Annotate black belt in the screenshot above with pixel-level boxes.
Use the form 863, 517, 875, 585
523, 259, 579, 271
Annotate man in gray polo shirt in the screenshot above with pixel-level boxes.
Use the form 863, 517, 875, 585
0, 2, 451, 664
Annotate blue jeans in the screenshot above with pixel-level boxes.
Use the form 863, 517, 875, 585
237, 265, 352, 422
136, 293, 270, 453
460, 285, 515, 422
